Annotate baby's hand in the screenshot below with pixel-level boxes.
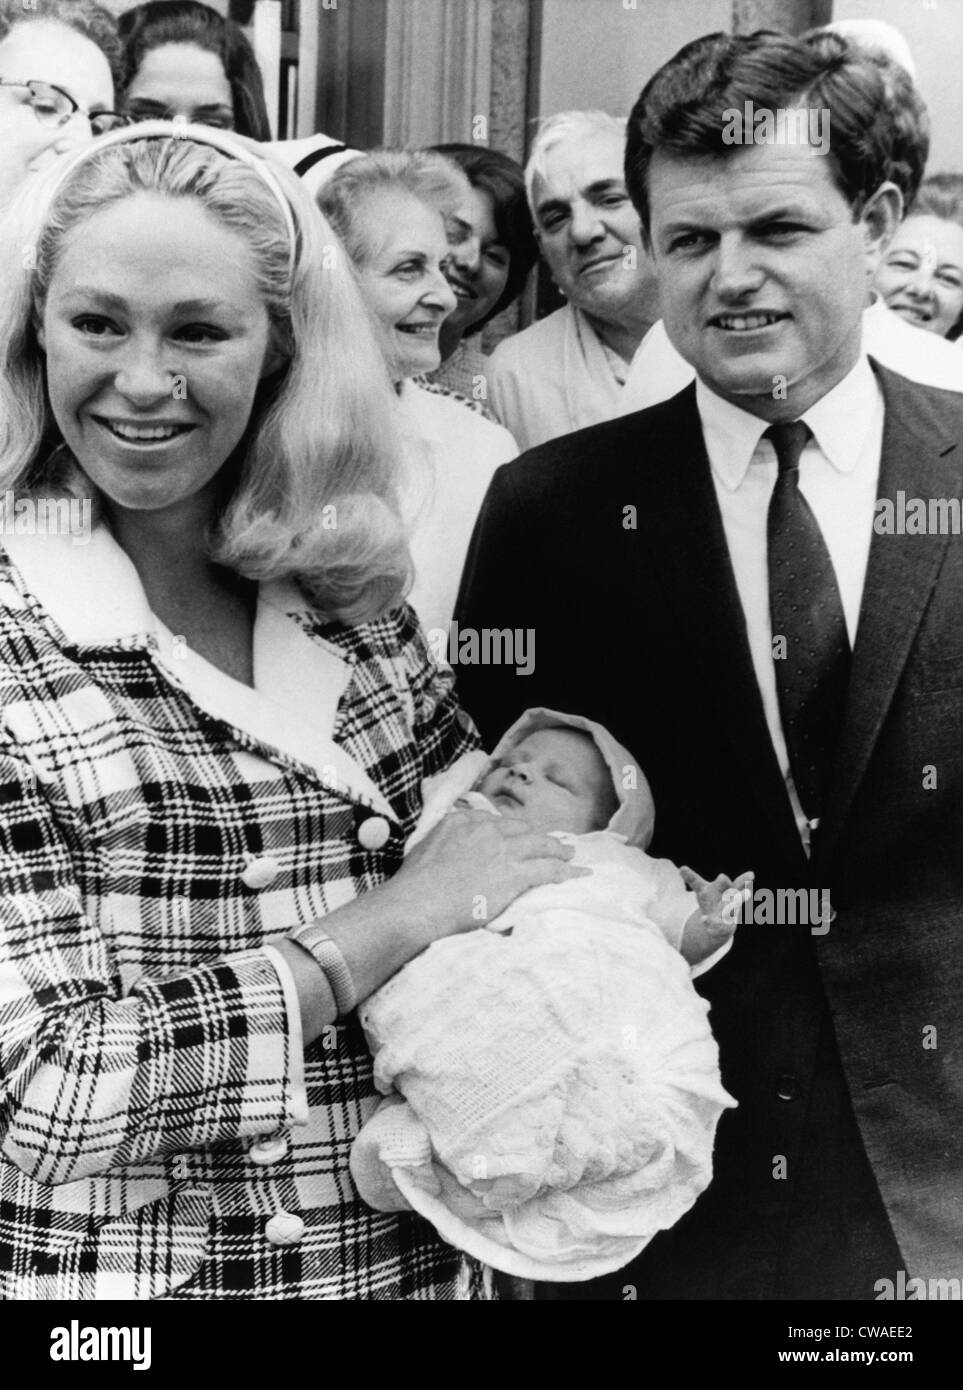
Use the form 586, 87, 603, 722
681, 867, 755, 931
678, 867, 754, 967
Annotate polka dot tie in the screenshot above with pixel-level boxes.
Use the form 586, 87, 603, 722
766, 421, 851, 825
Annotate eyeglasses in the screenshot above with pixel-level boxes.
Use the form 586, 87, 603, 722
0, 79, 129, 137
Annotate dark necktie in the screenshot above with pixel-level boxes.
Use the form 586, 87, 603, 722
766, 421, 851, 826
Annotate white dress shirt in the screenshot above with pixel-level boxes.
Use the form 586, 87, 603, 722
696, 356, 885, 842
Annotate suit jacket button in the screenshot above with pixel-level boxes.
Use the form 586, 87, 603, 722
357, 815, 391, 851
776, 1074, 801, 1102
265, 1211, 304, 1246
241, 855, 281, 889
249, 1131, 289, 1165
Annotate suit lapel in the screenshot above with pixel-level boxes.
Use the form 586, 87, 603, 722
633, 388, 805, 865
817, 365, 961, 860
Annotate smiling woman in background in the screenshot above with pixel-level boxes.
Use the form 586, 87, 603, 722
319, 150, 518, 639
118, 0, 270, 139
0, 0, 123, 204
419, 143, 538, 414
874, 174, 963, 340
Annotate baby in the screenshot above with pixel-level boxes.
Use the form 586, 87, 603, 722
350, 708, 751, 1281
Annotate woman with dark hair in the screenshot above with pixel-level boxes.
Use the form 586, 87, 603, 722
118, 0, 270, 140
874, 174, 963, 341
420, 142, 538, 410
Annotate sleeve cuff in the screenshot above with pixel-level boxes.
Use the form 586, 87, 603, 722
690, 934, 733, 980
262, 944, 309, 1127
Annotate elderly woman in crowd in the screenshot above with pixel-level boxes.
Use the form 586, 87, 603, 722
0, 124, 577, 1301
119, 0, 271, 138
420, 142, 538, 414
319, 150, 518, 640
0, 0, 124, 204
874, 173, 963, 341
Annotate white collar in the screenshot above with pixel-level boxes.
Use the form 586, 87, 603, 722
2, 523, 395, 816
696, 354, 881, 492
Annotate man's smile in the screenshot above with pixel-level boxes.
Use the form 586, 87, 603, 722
708, 311, 791, 332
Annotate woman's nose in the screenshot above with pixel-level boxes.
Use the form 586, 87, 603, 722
425, 270, 458, 314
114, 344, 176, 403
57, 110, 95, 142
451, 234, 482, 274
904, 270, 935, 302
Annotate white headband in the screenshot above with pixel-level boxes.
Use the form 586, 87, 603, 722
43, 120, 298, 276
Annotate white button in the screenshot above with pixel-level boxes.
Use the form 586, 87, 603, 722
265, 1210, 304, 1246
248, 1131, 289, 1165
357, 815, 391, 851
241, 855, 281, 889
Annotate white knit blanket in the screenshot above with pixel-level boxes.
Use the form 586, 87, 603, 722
350, 841, 735, 1281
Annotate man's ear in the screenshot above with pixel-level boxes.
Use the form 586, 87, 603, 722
860, 181, 903, 272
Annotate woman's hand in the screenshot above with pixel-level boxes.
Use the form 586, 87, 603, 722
388, 807, 589, 942
282, 809, 589, 1042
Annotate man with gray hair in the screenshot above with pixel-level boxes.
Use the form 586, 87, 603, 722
486, 109, 659, 451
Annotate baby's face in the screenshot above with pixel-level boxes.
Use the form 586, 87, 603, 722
477, 728, 618, 835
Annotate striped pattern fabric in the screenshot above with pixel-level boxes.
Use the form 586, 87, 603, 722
0, 545, 480, 1300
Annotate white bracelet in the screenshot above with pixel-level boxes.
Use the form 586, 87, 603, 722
289, 924, 357, 1016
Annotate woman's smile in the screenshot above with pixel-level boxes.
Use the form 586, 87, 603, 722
91, 415, 198, 446
395, 320, 441, 336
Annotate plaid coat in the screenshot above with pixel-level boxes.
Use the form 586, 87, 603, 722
0, 524, 480, 1300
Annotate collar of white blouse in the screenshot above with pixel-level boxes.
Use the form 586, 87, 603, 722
1, 523, 396, 818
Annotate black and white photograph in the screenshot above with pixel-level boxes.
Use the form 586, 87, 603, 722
0, 0, 960, 1363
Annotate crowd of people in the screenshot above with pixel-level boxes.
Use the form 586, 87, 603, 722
0, 0, 960, 1303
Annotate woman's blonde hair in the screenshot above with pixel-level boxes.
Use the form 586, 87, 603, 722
0, 135, 412, 623
317, 148, 472, 267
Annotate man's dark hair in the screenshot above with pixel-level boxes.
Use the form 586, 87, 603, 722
430, 143, 539, 332
804, 28, 929, 209
0, 0, 122, 90
118, 0, 271, 141
626, 30, 921, 235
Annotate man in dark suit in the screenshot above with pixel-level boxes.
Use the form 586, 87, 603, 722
454, 30, 963, 1300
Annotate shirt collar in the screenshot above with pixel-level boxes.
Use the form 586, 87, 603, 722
696, 354, 881, 491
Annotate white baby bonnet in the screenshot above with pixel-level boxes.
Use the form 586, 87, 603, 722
488, 706, 657, 848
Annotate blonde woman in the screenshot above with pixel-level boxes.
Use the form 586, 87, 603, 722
0, 125, 578, 1300
319, 150, 518, 643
